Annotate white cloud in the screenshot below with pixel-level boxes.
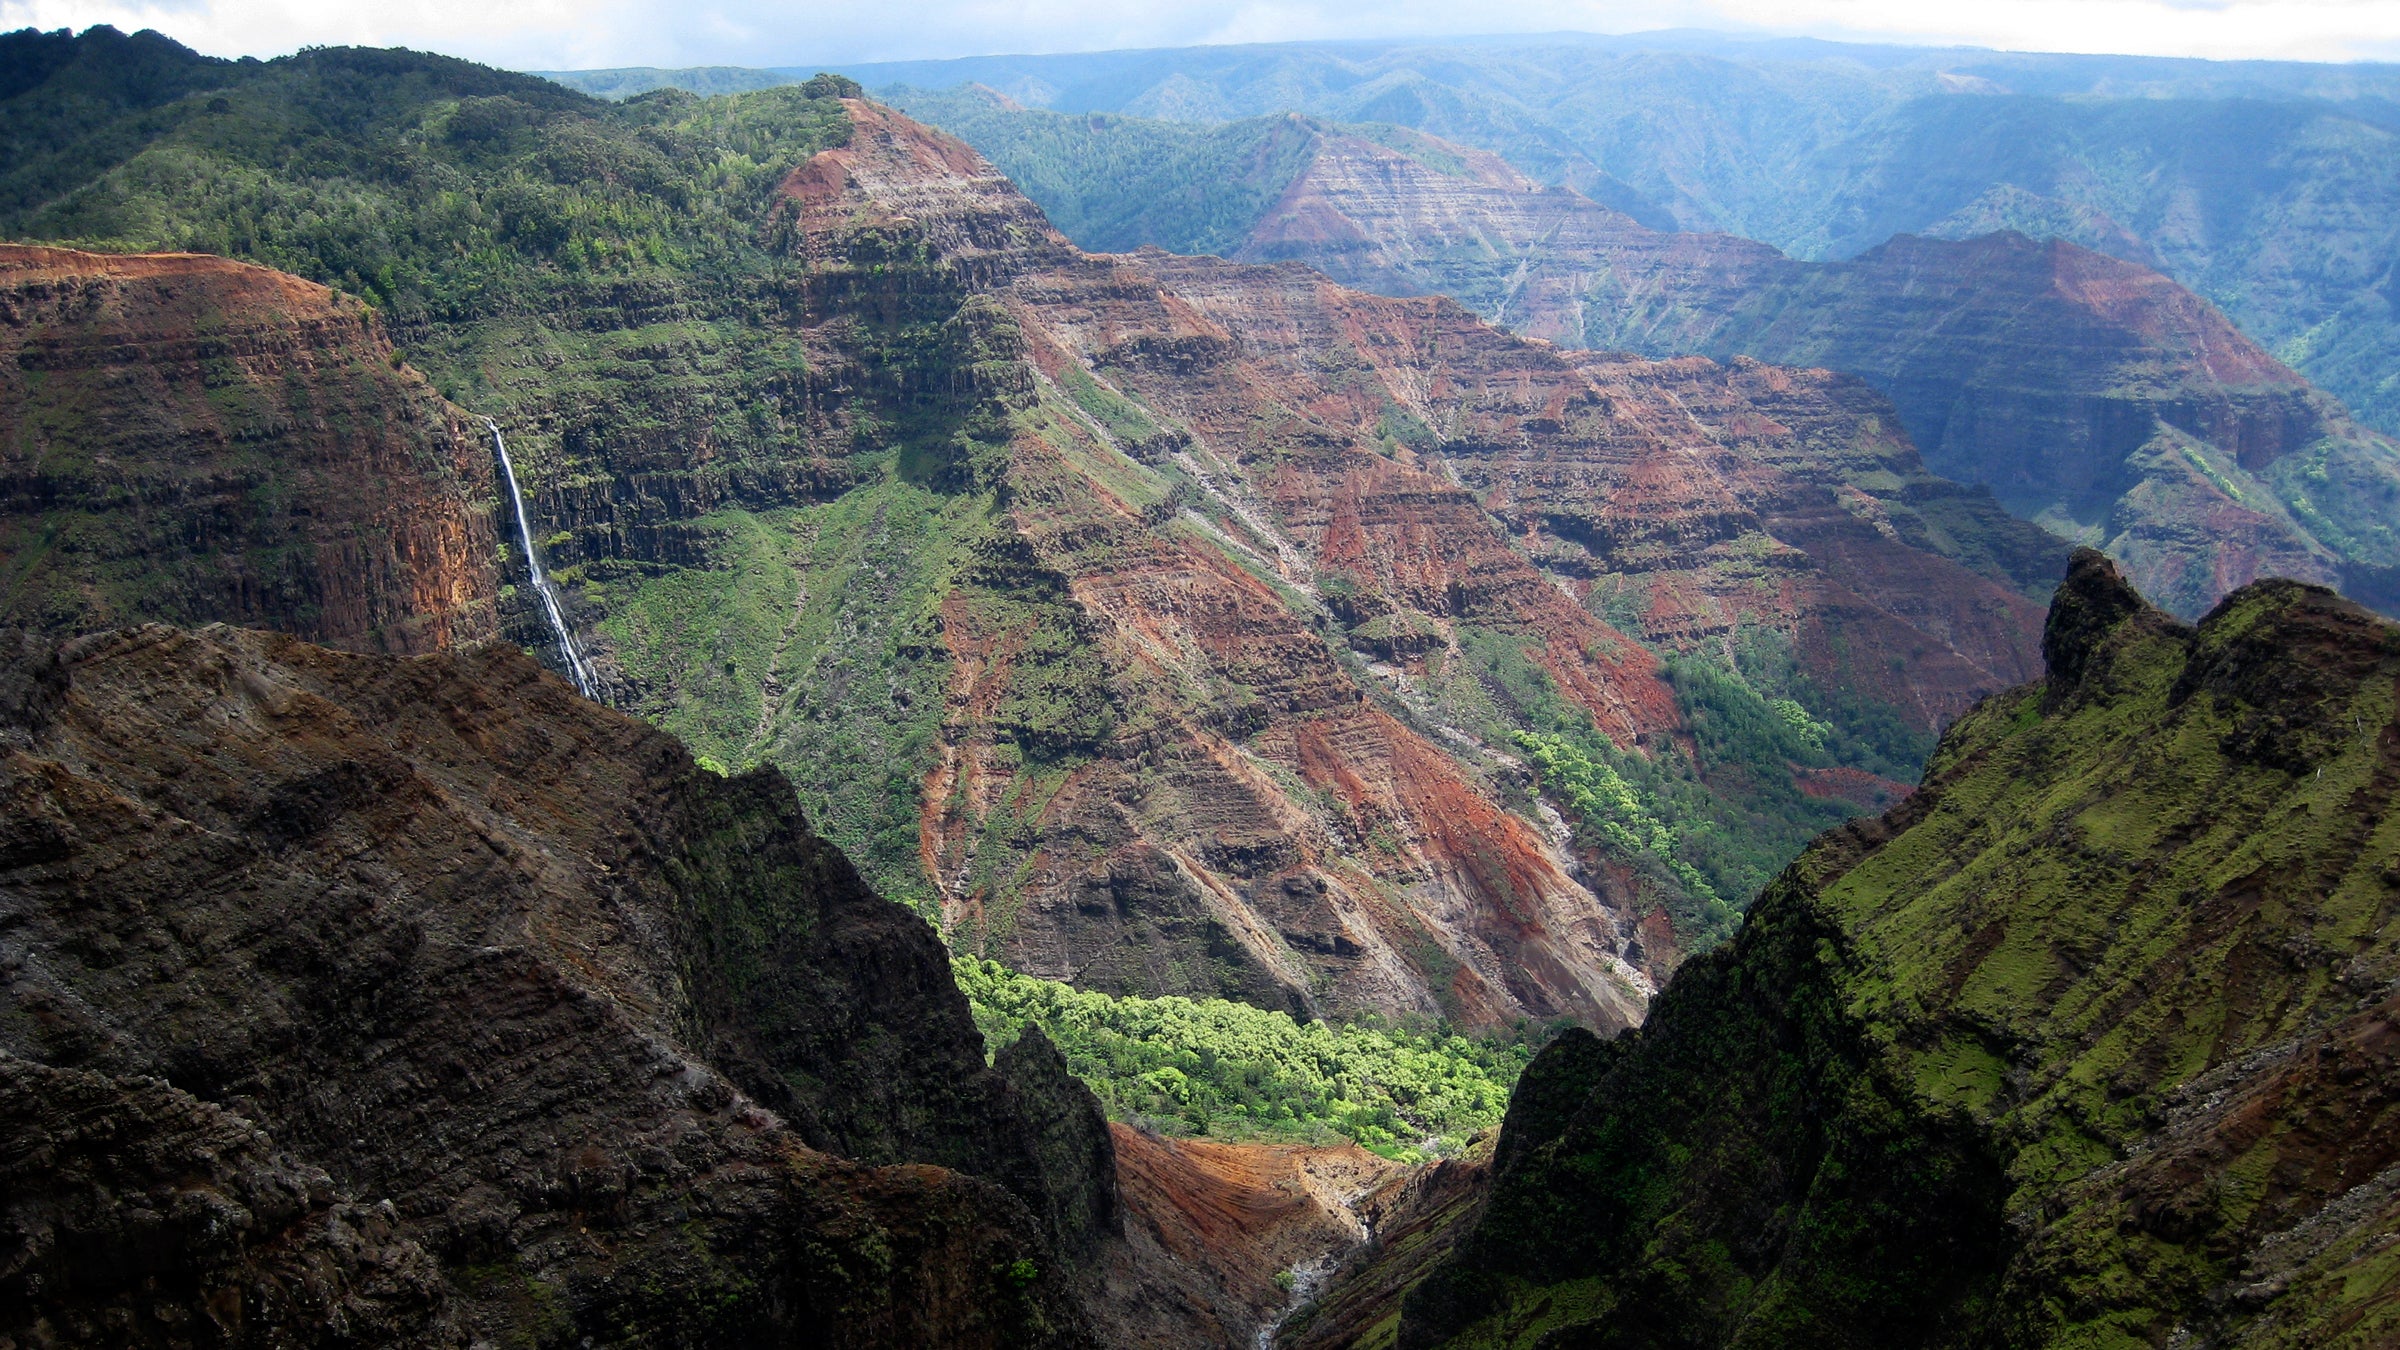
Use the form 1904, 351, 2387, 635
1, 0, 2396, 70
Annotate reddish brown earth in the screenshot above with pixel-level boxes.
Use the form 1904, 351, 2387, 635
771, 101, 2062, 1027
1231, 123, 2400, 620
1101, 1124, 1413, 1349
0, 245, 502, 652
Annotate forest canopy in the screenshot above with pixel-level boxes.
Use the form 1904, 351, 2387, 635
956, 957, 1544, 1160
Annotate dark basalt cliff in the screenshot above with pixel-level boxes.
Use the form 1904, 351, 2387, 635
0, 623, 1101, 1347
1390, 551, 2400, 1348
0, 245, 503, 652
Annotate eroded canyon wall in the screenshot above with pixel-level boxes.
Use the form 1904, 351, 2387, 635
1225, 123, 2400, 621
0, 245, 502, 652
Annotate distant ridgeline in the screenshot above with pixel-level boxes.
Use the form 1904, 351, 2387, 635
819, 33, 2400, 437
875, 86, 2400, 625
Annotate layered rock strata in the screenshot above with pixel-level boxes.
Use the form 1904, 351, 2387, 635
0, 68, 2059, 1031
1229, 123, 2400, 619
0, 246, 502, 652
0, 624, 1098, 1348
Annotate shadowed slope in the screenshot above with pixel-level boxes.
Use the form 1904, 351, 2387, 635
0, 624, 1098, 1347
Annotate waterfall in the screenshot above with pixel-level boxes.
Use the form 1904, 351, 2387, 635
482, 417, 598, 699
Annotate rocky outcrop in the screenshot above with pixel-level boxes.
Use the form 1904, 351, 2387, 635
0, 624, 1099, 1347
0, 246, 502, 653
1398, 553, 2400, 1347
1098, 1124, 1411, 1349
1274, 1148, 1491, 1350
1225, 123, 2400, 620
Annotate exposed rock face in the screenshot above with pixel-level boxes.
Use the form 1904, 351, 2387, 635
0, 246, 502, 652
1100, 1124, 1410, 1349
0, 624, 1097, 1347
757, 99, 2064, 1028
1227, 124, 2400, 620
1398, 552, 2400, 1347
1274, 1149, 1491, 1350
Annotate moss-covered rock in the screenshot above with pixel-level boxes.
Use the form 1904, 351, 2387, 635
1403, 550, 2400, 1348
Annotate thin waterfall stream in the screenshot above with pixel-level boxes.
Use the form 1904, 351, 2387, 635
483, 417, 598, 699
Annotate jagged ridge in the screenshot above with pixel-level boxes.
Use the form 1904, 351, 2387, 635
1393, 551, 2400, 1347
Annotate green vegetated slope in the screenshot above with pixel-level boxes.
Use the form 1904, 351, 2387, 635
1473, 633, 1897, 951
1395, 549, 2400, 1348
959, 959, 1537, 1161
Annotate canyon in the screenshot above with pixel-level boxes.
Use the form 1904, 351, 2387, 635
11, 29, 2397, 1347
0, 31, 2073, 1028
893, 98, 2400, 623
820, 34, 2400, 442
747, 96, 2061, 1025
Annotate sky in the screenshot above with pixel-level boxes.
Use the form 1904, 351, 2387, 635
3, 0, 2398, 71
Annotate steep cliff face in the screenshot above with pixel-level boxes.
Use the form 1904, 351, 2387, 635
1223, 124, 2400, 621
781, 101, 1668, 1029
0, 624, 1098, 1348
1398, 551, 2400, 1348
0, 245, 501, 652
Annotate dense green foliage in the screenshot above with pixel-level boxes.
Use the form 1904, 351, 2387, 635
1434, 627, 1862, 950
957, 958, 1540, 1160
2, 38, 850, 315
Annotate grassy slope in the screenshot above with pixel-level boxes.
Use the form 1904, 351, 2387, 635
1400, 551, 2400, 1347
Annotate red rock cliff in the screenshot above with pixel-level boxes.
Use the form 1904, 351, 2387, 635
0, 245, 501, 652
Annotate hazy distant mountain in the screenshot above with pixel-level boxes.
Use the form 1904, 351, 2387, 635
532, 63, 798, 98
